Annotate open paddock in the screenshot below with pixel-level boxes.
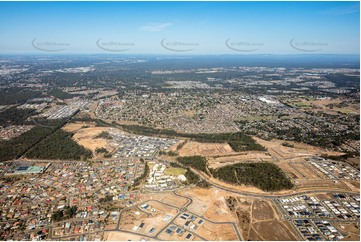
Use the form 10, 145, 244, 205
196, 222, 238, 240
177, 141, 235, 157
295, 179, 351, 191
178, 188, 239, 222
277, 163, 304, 179
139, 192, 189, 208
207, 152, 273, 169
105, 231, 156, 241
253, 137, 344, 161
252, 200, 278, 221
252, 220, 300, 241
118, 201, 178, 237
333, 222, 360, 241
291, 162, 324, 179
63, 122, 117, 157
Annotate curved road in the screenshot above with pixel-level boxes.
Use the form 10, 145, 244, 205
191, 167, 359, 198
48, 161, 359, 241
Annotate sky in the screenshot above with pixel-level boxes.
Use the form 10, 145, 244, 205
0, 1, 359, 55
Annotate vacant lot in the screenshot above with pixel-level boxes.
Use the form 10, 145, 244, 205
62, 122, 95, 132
334, 222, 360, 241
207, 152, 273, 169
140, 192, 189, 209
277, 163, 304, 180
179, 187, 239, 222
63, 122, 116, 157
164, 167, 186, 176
253, 137, 344, 161
196, 222, 239, 240
291, 162, 324, 179
251, 220, 299, 241
176, 187, 303, 241
119, 201, 178, 237
105, 231, 155, 241
296, 179, 351, 191
309, 98, 359, 115
252, 200, 277, 220
177, 141, 235, 157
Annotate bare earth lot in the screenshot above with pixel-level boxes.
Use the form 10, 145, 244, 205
105, 231, 156, 241
175, 141, 235, 157
207, 152, 273, 169
63, 122, 117, 158
253, 137, 344, 161
177, 187, 300, 241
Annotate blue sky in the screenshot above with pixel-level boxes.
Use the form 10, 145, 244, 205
0, 1, 359, 54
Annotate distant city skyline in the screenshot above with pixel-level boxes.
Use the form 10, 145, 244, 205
0, 1, 359, 54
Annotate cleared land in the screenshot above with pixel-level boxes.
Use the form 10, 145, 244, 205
164, 167, 186, 176
63, 122, 117, 157
176, 141, 235, 157
207, 152, 273, 169
105, 231, 155, 241
295, 179, 351, 191
291, 162, 324, 179
249, 199, 299, 240
179, 188, 240, 222
283, 97, 359, 115
252, 200, 276, 220
139, 192, 189, 209
118, 201, 178, 237
251, 220, 299, 241
334, 222, 360, 241
253, 137, 344, 161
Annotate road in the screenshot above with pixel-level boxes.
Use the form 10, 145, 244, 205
112, 186, 243, 241
190, 167, 359, 199
50, 163, 358, 241
5, 155, 357, 241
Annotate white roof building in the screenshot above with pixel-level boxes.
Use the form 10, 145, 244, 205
178, 174, 187, 182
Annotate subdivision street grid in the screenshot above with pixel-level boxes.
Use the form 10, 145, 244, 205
0, 153, 359, 241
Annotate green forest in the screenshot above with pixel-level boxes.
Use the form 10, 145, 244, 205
94, 131, 113, 139
48, 89, 78, 100
0, 88, 41, 105
0, 107, 36, 127
177, 156, 209, 174
213, 162, 293, 191
25, 130, 92, 160
0, 126, 55, 161
176, 155, 292, 191
51, 206, 78, 222
133, 162, 150, 187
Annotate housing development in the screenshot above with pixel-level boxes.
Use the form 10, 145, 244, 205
0, 54, 359, 241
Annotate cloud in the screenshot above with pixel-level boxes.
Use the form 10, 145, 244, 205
140, 22, 172, 32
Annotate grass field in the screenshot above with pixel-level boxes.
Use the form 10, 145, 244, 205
148, 162, 155, 171
164, 167, 186, 176
334, 108, 355, 114
293, 102, 311, 108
